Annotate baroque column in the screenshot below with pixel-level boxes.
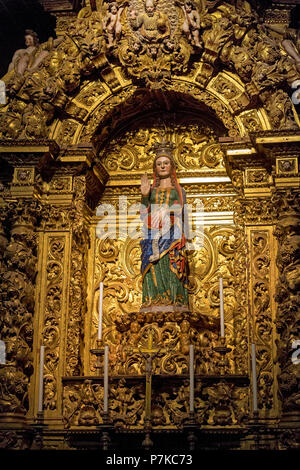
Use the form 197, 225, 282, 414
32, 144, 108, 440
0, 141, 108, 448
241, 131, 300, 448
0, 140, 58, 448
268, 136, 300, 449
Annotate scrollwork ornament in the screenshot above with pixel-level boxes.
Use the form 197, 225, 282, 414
272, 189, 300, 425
42, 235, 66, 410
0, 200, 41, 416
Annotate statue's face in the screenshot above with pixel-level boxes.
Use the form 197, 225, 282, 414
155, 156, 172, 178
25, 34, 34, 47
146, 2, 155, 16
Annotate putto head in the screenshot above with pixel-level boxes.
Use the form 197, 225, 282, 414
24, 29, 39, 47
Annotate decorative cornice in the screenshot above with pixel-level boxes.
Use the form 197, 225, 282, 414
0, 139, 60, 156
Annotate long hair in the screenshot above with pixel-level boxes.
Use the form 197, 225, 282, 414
152, 154, 184, 207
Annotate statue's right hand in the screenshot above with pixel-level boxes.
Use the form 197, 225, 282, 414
141, 173, 151, 197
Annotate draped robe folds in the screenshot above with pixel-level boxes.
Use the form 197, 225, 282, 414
140, 186, 189, 313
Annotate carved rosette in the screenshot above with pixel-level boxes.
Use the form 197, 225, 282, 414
39, 200, 90, 411
0, 200, 40, 417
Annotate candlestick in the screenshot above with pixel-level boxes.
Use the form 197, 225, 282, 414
103, 345, 109, 414
219, 277, 225, 338
213, 337, 232, 375
98, 282, 104, 340
189, 344, 194, 413
251, 343, 258, 413
38, 345, 45, 413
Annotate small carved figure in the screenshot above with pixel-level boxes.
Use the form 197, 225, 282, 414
78, 380, 98, 426
177, 381, 190, 414
266, 20, 300, 74
110, 378, 134, 416
151, 404, 166, 425
127, 321, 140, 347
179, 319, 191, 355
129, 0, 170, 43
103, 2, 123, 49
181, 1, 202, 49
7, 30, 62, 77
164, 380, 190, 424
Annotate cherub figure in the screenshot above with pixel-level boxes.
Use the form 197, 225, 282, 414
266, 18, 300, 74
7, 30, 62, 77
103, 2, 123, 48
181, 1, 202, 49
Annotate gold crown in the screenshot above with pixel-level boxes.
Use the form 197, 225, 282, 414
152, 140, 175, 157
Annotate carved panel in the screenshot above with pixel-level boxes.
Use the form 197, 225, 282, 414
237, 110, 266, 135
49, 176, 73, 193
12, 167, 35, 186
231, 206, 248, 375
208, 73, 250, 114
244, 168, 271, 187
75, 81, 107, 108
276, 157, 298, 177
272, 189, 300, 424
39, 233, 68, 413
63, 380, 104, 428
99, 114, 225, 174
248, 228, 278, 416
65, 188, 90, 377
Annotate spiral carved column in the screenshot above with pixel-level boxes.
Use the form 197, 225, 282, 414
0, 187, 42, 448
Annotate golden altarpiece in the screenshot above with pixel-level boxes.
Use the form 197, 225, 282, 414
0, 0, 299, 451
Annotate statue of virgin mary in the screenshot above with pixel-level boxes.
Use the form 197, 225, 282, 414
140, 142, 189, 313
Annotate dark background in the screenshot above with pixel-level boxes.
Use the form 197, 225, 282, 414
0, 0, 57, 78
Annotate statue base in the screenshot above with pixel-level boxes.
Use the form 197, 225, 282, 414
140, 304, 189, 313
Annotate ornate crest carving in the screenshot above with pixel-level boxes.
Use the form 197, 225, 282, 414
103, 0, 195, 88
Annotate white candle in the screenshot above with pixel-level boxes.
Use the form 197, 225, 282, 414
189, 344, 194, 413
104, 345, 109, 413
251, 343, 258, 413
219, 277, 225, 337
98, 282, 104, 340
38, 345, 45, 413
